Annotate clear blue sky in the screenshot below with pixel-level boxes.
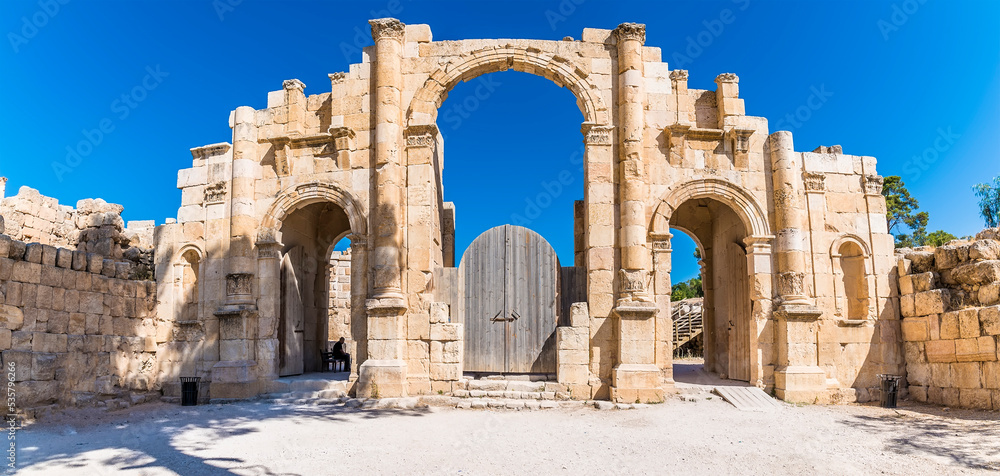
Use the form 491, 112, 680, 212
1, 1, 997, 282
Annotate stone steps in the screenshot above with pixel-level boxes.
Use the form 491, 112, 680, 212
454, 378, 570, 400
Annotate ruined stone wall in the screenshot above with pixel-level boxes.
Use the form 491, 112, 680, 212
899, 228, 1000, 410
0, 233, 160, 417
0, 185, 154, 256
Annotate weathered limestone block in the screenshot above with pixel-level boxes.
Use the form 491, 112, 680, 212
914, 289, 950, 316
958, 309, 980, 339
952, 362, 982, 388
569, 302, 589, 328
429, 323, 461, 341
900, 317, 928, 342
429, 302, 449, 324
925, 340, 956, 363
982, 306, 1000, 336
905, 250, 935, 273
980, 282, 1000, 306
0, 304, 24, 330
952, 260, 1000, 286
31, 352, 58, 380
934, 244, 967, 270
557, 327, 589, 350
969, 239, 1000, 261
959, 388, 992, 409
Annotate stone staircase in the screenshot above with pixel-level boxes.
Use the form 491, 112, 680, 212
258, 376, 349, 405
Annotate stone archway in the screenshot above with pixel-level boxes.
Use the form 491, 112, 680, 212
649, 179, 774, 389
405, 46, 610, 128
254, 182, 368, 382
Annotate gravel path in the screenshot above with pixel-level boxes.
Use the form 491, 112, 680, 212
14, 393, 1000, 475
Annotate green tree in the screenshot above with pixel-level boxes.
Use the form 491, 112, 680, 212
974, 176, 1000, 228
882, 175, 929, 247
924, 230, 957, 247
671, 277, 703, 301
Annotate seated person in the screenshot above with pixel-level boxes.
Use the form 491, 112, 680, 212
332, 337, 351, 372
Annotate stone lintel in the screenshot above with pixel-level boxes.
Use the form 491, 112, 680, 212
613, 301, 657, 320
774, 304, 823, 321
214, 304, 258, 319
366, 297, 408, 317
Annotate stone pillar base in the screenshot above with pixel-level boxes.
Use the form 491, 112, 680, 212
774, 365, 828, 403
610, 363, 664, 403
209, 360, 260, 401
357, 359, 407, 398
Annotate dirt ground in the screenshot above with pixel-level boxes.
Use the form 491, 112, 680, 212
14, 385, 1000, 476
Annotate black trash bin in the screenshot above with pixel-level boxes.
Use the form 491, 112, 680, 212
878, 374, 901, 408
180, 377, 201, 406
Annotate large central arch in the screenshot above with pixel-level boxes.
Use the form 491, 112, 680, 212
406, 45, 610, 127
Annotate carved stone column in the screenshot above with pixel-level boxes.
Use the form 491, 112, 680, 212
610, 22, 661, 403
358, 17, 408, 398
210, 104, 261, 400
767, 131, 826, 403
254, 240, 282, 382
650, 233, 674, 386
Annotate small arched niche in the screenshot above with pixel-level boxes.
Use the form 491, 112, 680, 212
832, 238, 871, 320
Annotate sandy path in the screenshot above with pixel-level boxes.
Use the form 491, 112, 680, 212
14, 395, 1000, 475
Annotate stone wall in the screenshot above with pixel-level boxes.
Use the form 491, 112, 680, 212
0, 233, 160, 417
0, 184, 154, 256
327, 248, 352, 346
899, 228, 1000, 410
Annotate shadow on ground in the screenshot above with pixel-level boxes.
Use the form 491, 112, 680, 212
839, 403, 1000, 472
20, 401, 431, 475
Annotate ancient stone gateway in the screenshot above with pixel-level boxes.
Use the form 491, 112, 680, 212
155, 19, 899, 404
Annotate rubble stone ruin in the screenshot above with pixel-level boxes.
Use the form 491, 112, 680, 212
2, 20, 998, 415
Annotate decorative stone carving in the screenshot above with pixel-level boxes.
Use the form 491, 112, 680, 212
329, 126, 356, 152
812, 145, 843, 154
614, 22, 646, 44
864, 175, 884, 195
581, 123, 613, 146
715, 72, 739, 83
727, 128, 753, 155
405, 124, 439, 148
282, 79, 305, 91
773, 189, 796, 208
329, 72, 346, 84
370, 18, 404, 41
226, 273, 254, 296
620, 268, 649, 294
669, 69, 689, 81
204, 181, 227, 203
803, 173, 826, 192
778, 272, 805, 298
190, 142, 231, 162
256, 241, 280, 259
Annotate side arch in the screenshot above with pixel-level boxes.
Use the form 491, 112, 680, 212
406, 45, 610, 127
257, 182, 368, 244
830, 233, 872, 258
650, 178, 771, 238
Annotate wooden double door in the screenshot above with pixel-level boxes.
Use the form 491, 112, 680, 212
462, 225, 559, 374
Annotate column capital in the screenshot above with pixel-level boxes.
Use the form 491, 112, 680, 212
714, 72, 739, 84
803, 172, 826, 193
404, 124, 439, 148
614, 22, 646, 45
370, 18, 405, 42
581, 122, 614, 145
282, 79, 306, 91
256, 240, 281, 259
864, 174, 884, 195
669, 69, 689, 81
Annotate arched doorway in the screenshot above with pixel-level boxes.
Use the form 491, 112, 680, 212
650, 179, 773, 388
275, 202, 351, 375
669, 199, 751, 381
257, 182, 369, 381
